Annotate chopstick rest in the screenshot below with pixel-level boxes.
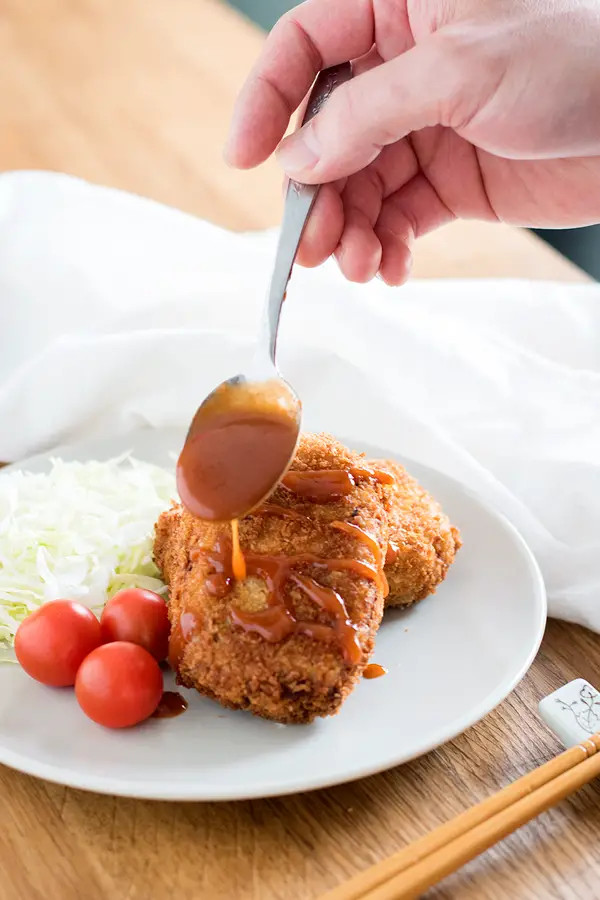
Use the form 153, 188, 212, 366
538, 678, 600, 747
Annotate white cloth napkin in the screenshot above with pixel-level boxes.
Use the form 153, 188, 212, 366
1, 170, 600, 631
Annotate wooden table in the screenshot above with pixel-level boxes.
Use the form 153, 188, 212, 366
0, 2, 597, 899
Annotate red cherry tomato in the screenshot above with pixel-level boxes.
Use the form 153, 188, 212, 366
14, 600, 102, 687
100, 588, 170, 661
75, 641, 163, 728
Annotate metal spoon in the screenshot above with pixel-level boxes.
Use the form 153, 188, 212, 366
176, 63, 352, 522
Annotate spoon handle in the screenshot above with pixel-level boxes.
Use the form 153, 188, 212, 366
262, 62, 352, 366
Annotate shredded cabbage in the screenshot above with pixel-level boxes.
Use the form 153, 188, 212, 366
0, 455, 177, 650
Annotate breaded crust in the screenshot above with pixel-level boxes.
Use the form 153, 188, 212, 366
154, 434, 388, 724
374, 459, 461, 608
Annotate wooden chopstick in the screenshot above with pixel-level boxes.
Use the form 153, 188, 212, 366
321, 734, 600, 900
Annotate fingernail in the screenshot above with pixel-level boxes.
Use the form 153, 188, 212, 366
277, 125, 320, 176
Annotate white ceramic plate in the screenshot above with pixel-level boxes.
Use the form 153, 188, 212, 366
0, 429, 546, 801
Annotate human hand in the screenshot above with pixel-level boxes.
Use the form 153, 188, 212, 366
225, 0, 600, 284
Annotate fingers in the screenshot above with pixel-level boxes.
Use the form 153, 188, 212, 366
296, 170, 384, 283
333, 165, 384, 282
335, 207, 382, 283
349, 46, 383, 77
296, 168, 454, 285
297, 137, 420, 282
295, 131, 455, 286
225, 0, 376, 169
276, 35, 466, 183
376, 173, 456, 285
296, 183, 344, 268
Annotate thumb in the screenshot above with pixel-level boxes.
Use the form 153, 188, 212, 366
276, 35, 474, 183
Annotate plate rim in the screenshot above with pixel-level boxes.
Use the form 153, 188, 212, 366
0, 429, 547, 801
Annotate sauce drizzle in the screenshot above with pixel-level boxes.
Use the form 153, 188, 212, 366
177, 462, 396, 666
168, 611, 198, 671
197, 535, 379, 664
291, 575, 362, 664
230, 519, 247, 581
282, 465, 395, 502
256, 503, 311, 523
363, 663, 388, 679
350, 466, 395, 486
385, 541, 400, 565
331, 520, 389, 598
282, 469, 356, 500
152, 691, 189, 718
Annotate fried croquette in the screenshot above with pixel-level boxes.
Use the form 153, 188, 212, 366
154, 433, 389, 724
374, 459, 461, 608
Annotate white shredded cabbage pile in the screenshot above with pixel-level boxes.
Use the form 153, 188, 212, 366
0, 455, 177, 649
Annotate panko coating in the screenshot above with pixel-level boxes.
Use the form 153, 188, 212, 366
154, 433, 389, 724
374, 459, 461, 608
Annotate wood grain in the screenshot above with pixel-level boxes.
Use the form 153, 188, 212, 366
0, 2, 596, 900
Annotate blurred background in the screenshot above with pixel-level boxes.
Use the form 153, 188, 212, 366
231, 0, 290, 27
229, 0, 600, 281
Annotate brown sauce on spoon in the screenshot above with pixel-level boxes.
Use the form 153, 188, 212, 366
177, 379, 300, 522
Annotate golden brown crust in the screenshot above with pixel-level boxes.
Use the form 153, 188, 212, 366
154, 433, 388, 724
373, 459, 461, 608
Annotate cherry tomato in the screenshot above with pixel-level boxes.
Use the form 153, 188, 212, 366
75, 641, 163, 728
100, 588, 170, 661
14, 600, 102, 687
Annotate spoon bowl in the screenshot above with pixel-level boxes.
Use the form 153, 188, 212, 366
176, 373, 301, 522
